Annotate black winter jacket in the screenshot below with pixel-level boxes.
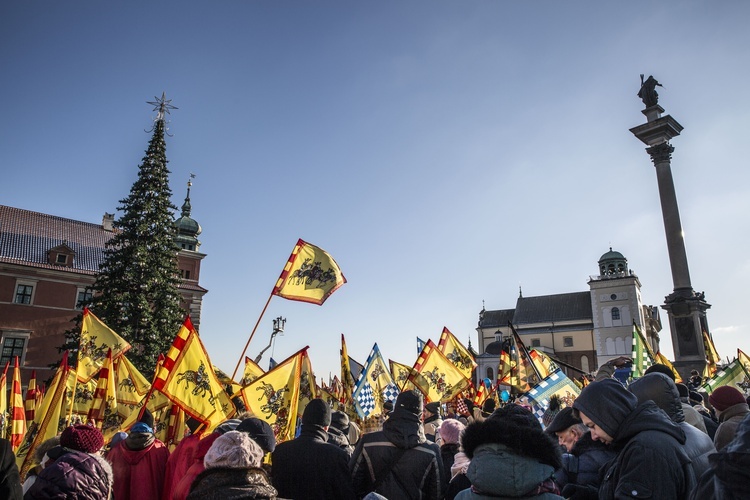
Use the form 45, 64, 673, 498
350, 410, 445, 499
629, 372, 716, 480
691, 412, 750, 500
555, 432, 616, 489
271, 425, 355, 500
598, 401, 696, 500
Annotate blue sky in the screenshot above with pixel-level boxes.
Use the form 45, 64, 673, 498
3, 1, 749, 380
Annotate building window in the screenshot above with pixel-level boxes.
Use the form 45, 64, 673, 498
76, 288, 93, 310
0, 335, 27, 366
486, 366, 494, 381
563, 336, 574, 347
15, 284, 34, 304
56, 253, 68, 264
581, 355, 590, 373
531, 338, 541, 347
612, 307, 621, 321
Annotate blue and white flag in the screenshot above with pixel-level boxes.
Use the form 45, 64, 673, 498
353, 343, 400, 418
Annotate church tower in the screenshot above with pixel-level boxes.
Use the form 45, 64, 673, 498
175, 177, 208, 329
588, 248, 659, 366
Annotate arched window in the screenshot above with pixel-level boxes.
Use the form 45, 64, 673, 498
606, 337, 615, 355
486, 366, 494, 381
581, 355, 590, 373
615, 336, 626, 354
612, 307, 620, 321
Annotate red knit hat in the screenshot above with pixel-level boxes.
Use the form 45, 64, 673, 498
60, 424, 104, 453
709, 386, 746, 412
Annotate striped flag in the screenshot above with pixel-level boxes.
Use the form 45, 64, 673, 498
632, 323, 656, 378
702, 359, 750, 395
523, 368, 581, 425
88, 348, 120, 441
0, 362, 8, 436
153, 316, 236, 433
24, 370, 37, 423
16, 352, 70, 480
10, 357, 26, 449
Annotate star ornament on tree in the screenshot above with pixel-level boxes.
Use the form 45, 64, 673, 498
146, 92, 178, 121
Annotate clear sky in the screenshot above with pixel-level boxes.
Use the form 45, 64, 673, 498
2, 1, 749, 381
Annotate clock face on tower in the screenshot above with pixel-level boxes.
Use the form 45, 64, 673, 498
610, 294, 617, 301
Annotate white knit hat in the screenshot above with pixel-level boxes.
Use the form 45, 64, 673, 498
204, 430, 264, 469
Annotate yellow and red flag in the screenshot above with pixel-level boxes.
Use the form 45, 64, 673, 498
114, 355, 151, 410
10, 357, 26, 449
409, 340, 471, 403
703, 330, 721, 379
240, 347, 307, 444
78, 308, 131, 383
340, 334, 356, 405
297, 350, 318, 417
88, 348, 120, 441
0, 362, 8, 432
389, 359, 419, 393
353, 344, 399, 418
272, 239, 346, 305
655, 352, 683, 383
153, 316, 236, 433
24, 370, 37, 423
241, 357, 265, 386
16, 352, 70, 480
739, 348, 750, 374
529, 349, 555, 380
437, 327, 477, 380
65, 372, 98, 418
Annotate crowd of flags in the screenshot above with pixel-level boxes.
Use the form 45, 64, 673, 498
3, 238, 750, 482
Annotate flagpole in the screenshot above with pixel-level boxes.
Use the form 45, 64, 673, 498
231, 291, 274, 381
508, 322, 543, 382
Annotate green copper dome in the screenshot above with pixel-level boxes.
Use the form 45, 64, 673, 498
174, 180, 201, 251
598, 247, 627, 276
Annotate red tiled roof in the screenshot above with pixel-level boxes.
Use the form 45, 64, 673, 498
0, 205, 111, 273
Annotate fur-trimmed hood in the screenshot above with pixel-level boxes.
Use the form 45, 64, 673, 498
462, 417, 562, 469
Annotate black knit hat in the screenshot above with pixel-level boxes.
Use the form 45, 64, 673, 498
545, 407, 581, 434
644, 363, 676, 381
236, 417, 276, 453
573, 378, 637, 439
330, 411, 350, 434
302, 399, 332, 427
395, 390, 423, 416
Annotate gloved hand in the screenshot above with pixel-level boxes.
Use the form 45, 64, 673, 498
561, 483, 599, 500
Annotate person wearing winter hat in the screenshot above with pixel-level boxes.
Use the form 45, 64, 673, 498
629, 372, 716, 482
423, 401, 443, 443
25, 425, 113, 500
674, 382, 710, 434
454, 403, 563, 499
709, 385, 750, 451
691, 412, 750, 500
351, 389, 445, 499
567, 378, 695, 500
0, 438, 22, 500
187, 431, 277, 500
107, 419, 169, 500
541, 394, 563, 429
437, 418, 465, 483
272, 399, 355, 499
327, 410, 355, 456
544, 407, 616, 492
236, 417, 277, 454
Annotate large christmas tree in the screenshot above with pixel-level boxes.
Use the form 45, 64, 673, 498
86, 94, 185, 374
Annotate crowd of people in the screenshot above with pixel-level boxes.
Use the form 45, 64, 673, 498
1, 362, 749, 499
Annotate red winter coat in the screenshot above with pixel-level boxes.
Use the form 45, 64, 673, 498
171, 432, 220, 500
162, 434, 202, 499
106, 433, 169, 500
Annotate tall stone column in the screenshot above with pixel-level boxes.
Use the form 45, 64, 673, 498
630, 87, 710, 380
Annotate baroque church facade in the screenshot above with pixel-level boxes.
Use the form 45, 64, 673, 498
475, 249, 662, 384
0, 182, 206, 384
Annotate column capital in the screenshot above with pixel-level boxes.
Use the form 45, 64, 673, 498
646, 142, 675, 165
